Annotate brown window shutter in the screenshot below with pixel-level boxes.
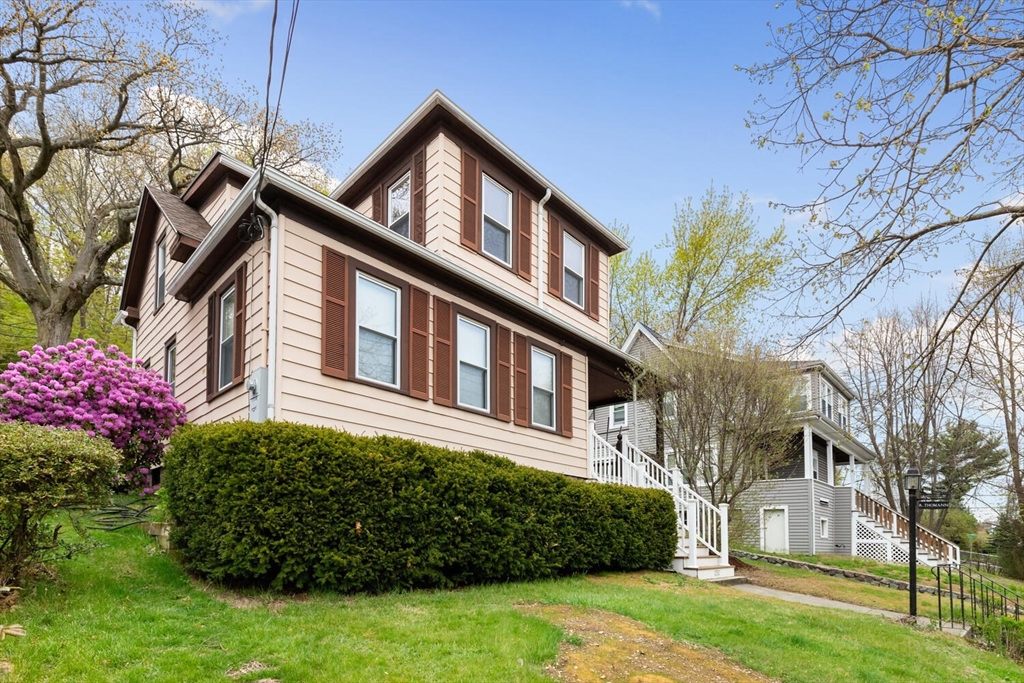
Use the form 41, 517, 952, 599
586, 244, 600, 321
206, 294, 216, 400
461, 150, 480, 249
409, 286, 430, 400
372, 185, 383, 225
548, 213, 562, 297
496, 325, 512, 422
433, 297, 454, 406
516, 193, 532, 281
513, 333, 530, 427
232, 266, 246, 385
321, 246, 349, 379
413, 149, 426, 244
560, 351, 573, 438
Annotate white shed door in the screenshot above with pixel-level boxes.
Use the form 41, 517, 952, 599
763, 509, 787, 553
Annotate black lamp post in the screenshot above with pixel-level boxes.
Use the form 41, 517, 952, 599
904, 465, 921, 617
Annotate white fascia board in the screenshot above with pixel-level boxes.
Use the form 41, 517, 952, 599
329, 90, 629, 253
622, 321, 666, 354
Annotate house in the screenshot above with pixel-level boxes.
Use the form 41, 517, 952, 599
121, 91, 738, 577
119, 90, 643, 482
591, 322, 961, 568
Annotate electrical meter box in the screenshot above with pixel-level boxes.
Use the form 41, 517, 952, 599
247, 366, 268, 422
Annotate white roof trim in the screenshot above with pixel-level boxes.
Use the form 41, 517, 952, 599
329, 90, 629, 252
621, 321, 665, 354
167, 159, 635, 366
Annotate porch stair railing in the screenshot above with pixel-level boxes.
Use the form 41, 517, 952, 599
588, 422, 729, 570
854, 490, 960, 566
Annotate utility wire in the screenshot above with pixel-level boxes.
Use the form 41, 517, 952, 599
247, 0, 300, 241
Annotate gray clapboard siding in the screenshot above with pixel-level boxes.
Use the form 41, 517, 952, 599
832, 486, 854, 555
736, 479, 813, 555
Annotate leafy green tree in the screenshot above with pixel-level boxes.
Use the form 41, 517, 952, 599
0, 0, 340, 347
939, 508, 980, 549
609, 185, 788, 346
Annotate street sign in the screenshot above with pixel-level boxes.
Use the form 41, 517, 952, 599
918, 499, 949, 509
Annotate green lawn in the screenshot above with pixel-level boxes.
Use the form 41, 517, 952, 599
1, 528, 1022, 682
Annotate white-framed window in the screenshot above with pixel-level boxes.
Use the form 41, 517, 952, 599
156, 239, 167, 309
820, 377, 833, 420
609, 403, 627, 429
218, 286, 236, 390
164, 341, 177, 396
388, 172, 411, 239
838, 396, 849, 429
812, 450, 819, 481
482, 174, 512, 266
457, 316, 489, 411
663, 391, 678, 423
563, 232, 585, 308
819, 517, 829, 539
355, 272, 400, 387
531, 347, 556, 429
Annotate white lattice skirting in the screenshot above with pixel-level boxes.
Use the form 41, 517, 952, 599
855, 519, 912, 565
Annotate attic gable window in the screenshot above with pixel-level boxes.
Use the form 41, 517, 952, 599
388, 172, 411, 239
563, 232, 585, 308
482, 175, 512, 266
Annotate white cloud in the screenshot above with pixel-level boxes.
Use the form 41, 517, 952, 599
184, 0, 270, 22
620, 0, 661, 19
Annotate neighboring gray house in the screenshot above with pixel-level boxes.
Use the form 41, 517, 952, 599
588, 322, 960, 568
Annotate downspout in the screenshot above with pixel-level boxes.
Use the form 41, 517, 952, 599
254, 190, 280, 421
536, 188, 552, 309
112, 310, 137, 368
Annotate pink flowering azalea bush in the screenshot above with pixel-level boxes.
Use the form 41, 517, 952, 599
0, 339, 187, 492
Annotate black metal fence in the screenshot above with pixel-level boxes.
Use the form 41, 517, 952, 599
933, 564, 1023, 630
961, 551, 1003, 574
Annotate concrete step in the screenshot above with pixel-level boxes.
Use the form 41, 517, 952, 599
703, 575, 748, 586
673, 561, 735, 580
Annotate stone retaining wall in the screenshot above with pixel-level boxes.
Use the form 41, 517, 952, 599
732, 550, 952, 597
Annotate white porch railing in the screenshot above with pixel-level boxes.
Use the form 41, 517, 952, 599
589, 421, 729, 568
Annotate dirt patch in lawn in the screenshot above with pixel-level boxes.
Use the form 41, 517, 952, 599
519, 603, 775, 683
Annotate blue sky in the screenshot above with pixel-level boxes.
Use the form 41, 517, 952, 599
199, 2, 814, 255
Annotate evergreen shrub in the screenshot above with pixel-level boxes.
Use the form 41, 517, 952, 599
165, 421, 676, 592
0, 422, 120, 585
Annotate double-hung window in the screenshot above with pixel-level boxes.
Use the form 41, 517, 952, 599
218, 286, 236, 391
457, 316, 489, 411
482, 175, 512, 266
610, 403, 627, 429
820, 378, 833, 420
531, 347, 556, 429
156, 239, 167, 309
164, 340, 177, 396
563, 233, 585, 308
388, 172, 411, 239
355, 273, 400, 387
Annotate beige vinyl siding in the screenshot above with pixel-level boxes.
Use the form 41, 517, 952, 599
353, 194, 373, 219
196, 178, 242, 227
134, 213, 266, 426
543, 244, 608, 341
277, 213, 590, 478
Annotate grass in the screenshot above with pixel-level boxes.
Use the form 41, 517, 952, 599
0, 527, 1021, 682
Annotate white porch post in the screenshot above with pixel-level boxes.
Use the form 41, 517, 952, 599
803, 425, 814, 479
826, 440, 834, 485
687, 501, 699, 567
719, 503, 730, 563
588, 419, 595, 480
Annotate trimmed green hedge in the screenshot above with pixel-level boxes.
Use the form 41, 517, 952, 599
0, 422, 120, 585
165, 421, 676, 592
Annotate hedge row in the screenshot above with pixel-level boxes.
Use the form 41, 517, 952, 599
165, 421, 676, 592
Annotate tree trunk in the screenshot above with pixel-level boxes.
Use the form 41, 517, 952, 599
31, 301, 78, 349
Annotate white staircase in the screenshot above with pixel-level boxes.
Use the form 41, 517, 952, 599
853, 490, 960, 568
589, 423, 733, 580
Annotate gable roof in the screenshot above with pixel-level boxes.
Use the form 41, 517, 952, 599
145, 186, 211, 242
622, 321, 666, 355
791, 360, 857, 400
331, 90, 629, 256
